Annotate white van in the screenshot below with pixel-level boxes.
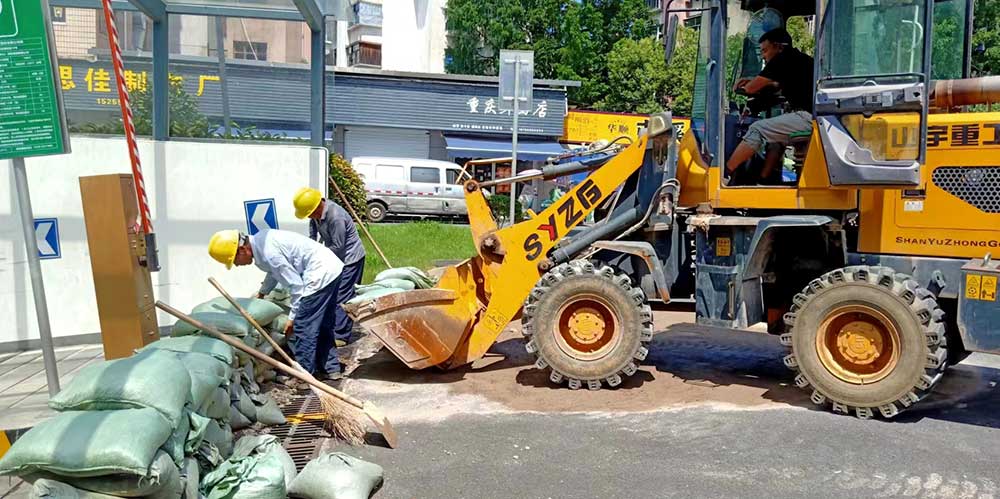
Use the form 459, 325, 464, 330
352, 157, 467, 222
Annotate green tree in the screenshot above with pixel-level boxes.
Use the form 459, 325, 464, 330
444, 0, 654, 108
662, 25, 699, 117
973, 0, 1000, 76
598, 37, 668, 114
786, 16, 814, 56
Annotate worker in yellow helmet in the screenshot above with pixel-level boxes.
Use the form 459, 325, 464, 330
208, 228, 347, 380
293, 187, 367, 348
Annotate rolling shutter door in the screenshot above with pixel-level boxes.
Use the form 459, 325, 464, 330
344, 126, 430, 161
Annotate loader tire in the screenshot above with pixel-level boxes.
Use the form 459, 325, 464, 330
522, 260, 653, 390
781, 266, 948, 419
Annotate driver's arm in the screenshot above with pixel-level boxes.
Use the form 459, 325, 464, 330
740, 75, 778, 95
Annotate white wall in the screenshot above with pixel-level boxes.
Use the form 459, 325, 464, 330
381, 0, 448, 73
0, 137, 328, 347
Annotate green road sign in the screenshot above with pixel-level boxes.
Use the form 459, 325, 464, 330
0, 0, 69, 160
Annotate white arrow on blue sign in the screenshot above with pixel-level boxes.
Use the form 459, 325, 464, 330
244, 199, 278, 235
33, 218, 61, 260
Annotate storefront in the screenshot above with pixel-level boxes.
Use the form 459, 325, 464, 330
57, 54, 576, 166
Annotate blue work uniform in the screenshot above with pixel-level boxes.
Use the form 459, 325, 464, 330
253, 229, 344, 375
309, 199, 367, 343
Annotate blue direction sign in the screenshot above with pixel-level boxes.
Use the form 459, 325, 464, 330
244, 199, 278, 235
33, 217, 60, 259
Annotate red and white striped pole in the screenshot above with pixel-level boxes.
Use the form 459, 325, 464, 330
99, 0, 158, 270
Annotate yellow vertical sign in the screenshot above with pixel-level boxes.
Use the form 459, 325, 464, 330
966, 274, 982, 300
716, 237, 732, 257
981, 275, 997, 302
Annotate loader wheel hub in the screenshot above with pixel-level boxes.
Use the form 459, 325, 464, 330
817, 305, 900, 384
556, 296, 619, 360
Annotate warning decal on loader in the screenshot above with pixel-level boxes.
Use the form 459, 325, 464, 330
967, 274, 982, 300
982, 275, 997, 302
716, 237, 732, 257
965, 274, 998, 302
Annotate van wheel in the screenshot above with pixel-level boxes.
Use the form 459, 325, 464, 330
367, 202, 387, 223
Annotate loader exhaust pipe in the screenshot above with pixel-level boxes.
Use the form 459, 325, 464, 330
931, 77, 1000, 108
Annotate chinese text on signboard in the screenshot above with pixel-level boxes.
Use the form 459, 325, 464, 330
0, 0, 67, 159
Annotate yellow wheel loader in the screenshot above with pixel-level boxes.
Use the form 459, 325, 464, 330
347, 0, 1000, 419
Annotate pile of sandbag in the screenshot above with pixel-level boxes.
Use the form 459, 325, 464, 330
347, 267, 437, 305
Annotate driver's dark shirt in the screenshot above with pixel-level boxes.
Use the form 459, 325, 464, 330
758, 47, 814, 112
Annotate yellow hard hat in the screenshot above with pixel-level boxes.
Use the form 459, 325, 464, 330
208, 230, 241, 269
293, 187, 323, 219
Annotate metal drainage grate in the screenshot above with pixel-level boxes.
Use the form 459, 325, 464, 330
270, 395, 326, 471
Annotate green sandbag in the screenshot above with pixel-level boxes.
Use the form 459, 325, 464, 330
172, 312, 251, 339
268, 315, 289, 339
142, 337, 235, 367
199, 386, 231, 421
230, 436, 296, 490
29, 479, 121, 499
262, 288, 292, 311
287, 453, 384, 499
193, 298, 284, 327
180, 458, 200, 499
232, 383, 257, 422
229, 405, 252, 431
190, 371, 227, 412
28, 451, 182, 499
201, 453, 286, 499
161, 410, 191, 467
345, 287, 406, 306
202, 421, 234, 459
355, 278, 415, 294
177, 351, 232, 380
48, 351, 190, 427
186, 413, 212, 455
252, 397, 286, 427
0, 409, 172, 478
374, 266, 435, 288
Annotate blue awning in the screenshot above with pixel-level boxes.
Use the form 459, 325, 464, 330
444, 135, 567, 162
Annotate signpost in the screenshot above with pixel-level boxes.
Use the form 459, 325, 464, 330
0, 0, 71, 395
499, 50, 533, 225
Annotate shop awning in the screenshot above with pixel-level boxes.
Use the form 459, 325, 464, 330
444, 135, 567, 162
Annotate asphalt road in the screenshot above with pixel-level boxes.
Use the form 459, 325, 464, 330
329, 308, 1000, 499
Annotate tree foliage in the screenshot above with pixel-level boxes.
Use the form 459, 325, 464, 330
444, 0, 654, 108
973, 0, 1000, 77
330, 154, 368, 221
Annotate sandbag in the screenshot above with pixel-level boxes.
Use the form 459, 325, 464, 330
240, 366, 260, 395
177, 351, 232, 380
161, 410, 191, 467
180, 458, 200, 499
230, 436, 296, 490
192, 298, 284, 327
186, 413, 212, 455
354, 278, 415, 294
190, 371, 228, 413
373, 266, 435, 288
172, 312, 252, 339
202, 421, 234, 459
345, 287, 406, 306
201, 453, 286, 499
200, 386, 232, 421
252, 398, 285, 426
287, 453, 384, 499
28, 452, 182, 499
48, 350, 190, 427
232, 383, 257, 422
0, 409, 172, 478
29, 479, 120, 499
142, 337, 235, 367
229, 405, 252, 431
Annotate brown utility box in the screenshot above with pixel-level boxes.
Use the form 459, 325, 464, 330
80, 174, 159, 359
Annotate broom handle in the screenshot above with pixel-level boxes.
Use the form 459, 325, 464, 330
156, 300, 365, 409
207, 277, 296, 367
328, 175, 392, 269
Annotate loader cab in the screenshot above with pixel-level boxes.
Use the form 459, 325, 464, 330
664, 0, 969, 210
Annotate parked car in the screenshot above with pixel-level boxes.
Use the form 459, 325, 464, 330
352, 157, 467, 222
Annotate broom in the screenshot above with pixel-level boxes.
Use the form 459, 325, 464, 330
206, 278, 371, 445
155, 300, 398, 448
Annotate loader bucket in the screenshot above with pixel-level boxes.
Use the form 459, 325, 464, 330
343, 260, 483, 370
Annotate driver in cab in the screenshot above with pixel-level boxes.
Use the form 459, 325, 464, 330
726, 28, 814, 182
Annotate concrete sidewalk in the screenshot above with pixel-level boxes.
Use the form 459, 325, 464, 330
0, 344, 104, 430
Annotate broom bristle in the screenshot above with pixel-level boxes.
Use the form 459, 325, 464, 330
318, 390, 366, 445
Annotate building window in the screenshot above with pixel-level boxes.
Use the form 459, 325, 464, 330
233, 41, 267, 61
348, 41, 381, 67
51, 7, 67, 23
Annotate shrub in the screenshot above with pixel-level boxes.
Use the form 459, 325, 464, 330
329, 154, 368, 220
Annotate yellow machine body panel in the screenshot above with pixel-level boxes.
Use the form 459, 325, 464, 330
858, 112, 1000, 259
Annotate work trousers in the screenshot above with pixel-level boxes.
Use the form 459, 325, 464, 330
334, 259, 365, 343
290, 279, 341, 376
